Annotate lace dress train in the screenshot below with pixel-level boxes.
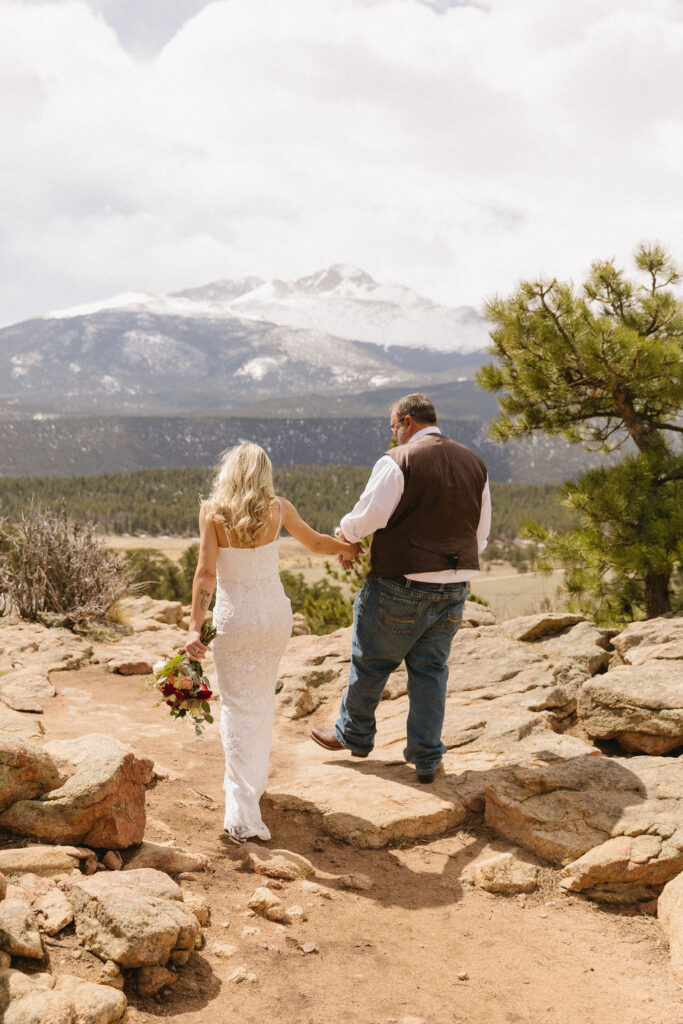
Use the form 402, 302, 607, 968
212, 538, 292, 841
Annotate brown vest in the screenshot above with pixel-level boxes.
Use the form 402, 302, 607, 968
368, 432, 488, 578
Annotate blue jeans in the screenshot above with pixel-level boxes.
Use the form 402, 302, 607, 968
335, 576, 468, 772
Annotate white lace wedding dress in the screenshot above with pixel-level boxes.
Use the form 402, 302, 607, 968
212, 513, 293, 841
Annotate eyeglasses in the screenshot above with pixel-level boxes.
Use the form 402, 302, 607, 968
390, 416, 406, 434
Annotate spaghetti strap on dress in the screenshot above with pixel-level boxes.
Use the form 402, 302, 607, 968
212, 501, 293, 840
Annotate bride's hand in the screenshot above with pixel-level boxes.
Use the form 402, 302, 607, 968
185, 630, 208, 660
338, 539, 362, 570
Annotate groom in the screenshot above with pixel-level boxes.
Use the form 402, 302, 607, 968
311, 393, 491, 782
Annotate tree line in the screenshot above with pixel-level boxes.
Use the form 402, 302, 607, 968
0, 466, 577, 541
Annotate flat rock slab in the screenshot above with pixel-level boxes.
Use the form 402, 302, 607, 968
0, 968, 127, 1024
66, 868, 201, 968
0, 734, 153, 849
578, 661, 683, 755
0, 707, 46, 743
0, 668, 56, 713
123, 840, 209, 874
485, 754, 683, 902
0, 845, 94, 877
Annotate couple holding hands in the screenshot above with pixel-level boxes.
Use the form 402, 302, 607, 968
184, 393, 491, 843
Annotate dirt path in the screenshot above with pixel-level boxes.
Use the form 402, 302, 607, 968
39, 666, 682, 1024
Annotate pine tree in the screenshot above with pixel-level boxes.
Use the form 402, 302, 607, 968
477, 243, 683, 619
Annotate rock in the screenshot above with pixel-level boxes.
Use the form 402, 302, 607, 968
286, 905, 306, 922
578, 661, 683, 754
212, 942, 237, 959
470, 851, 539, 894
0, 968, 127, 1023
486, 754, 683, 902
531, 620, 612, 675
0, 668, 55, 713
276, 629, 351, 719
0, 951, 10, 968
337, 873, 374, 891
102, 851, 123, 871
15, 872, 56, 901
611, 615, 683, 667
229, 965, 256, 983
35, 887, 75, 935
183, 892, 211, 926
247, 886, 291, 923
0, 735, 153, 849
457, 970, 469, 981
239, 844, 315, 881
137, 965, 177, 997
0, 707, 46, 742
124, 841, 209, 875
493, 612, 586, 641
113, 595, 184, 628
658, 870, 683, 981
0, 845, 94, 877
560, 833, 683, 904
0, 733, 63, 813
299, 941, 318, 954
291, 613, 311, 636
0, 873, 6, 901
462, 600, 496, 627
66, 869, 201, 967
0, 896, 43, 958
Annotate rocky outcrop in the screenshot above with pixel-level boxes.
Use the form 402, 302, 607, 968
0, 969, 127, 1024
0, 735, 153, 849
578, 661, 683, 754
485, 754, 683, 902
0, 734, 63, 813
658, 870, 683, 982
66, 868, 201, 968
611, 614, 683, 667
0, 669, 55, 713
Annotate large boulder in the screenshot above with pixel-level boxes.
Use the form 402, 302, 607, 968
0, 733, 63, 813
485, 754, 683, 902
0, 969, 126, 1024
0, 735, 153, 849
611, 614, 683, 667
66, 869, 201, 968
578, 661, 683, 754
658, 870, 683, 981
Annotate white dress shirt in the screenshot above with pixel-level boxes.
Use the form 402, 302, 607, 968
339, 426, 491, 583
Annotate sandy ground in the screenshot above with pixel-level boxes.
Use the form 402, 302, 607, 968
102, 534, 567, 619
33, 664, 683, 1024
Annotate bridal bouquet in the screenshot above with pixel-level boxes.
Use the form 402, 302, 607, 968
147, 620, 218, 736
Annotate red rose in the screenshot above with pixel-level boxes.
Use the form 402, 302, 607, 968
198, 685, 212, 701
162, 681, 175, 697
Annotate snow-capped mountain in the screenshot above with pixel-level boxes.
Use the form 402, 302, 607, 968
0, 266, 490, 416
47, 264, 488, 354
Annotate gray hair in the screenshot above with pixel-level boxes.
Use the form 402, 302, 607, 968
391, 393, 437, 424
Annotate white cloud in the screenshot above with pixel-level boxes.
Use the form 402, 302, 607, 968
0, 0, 682, 326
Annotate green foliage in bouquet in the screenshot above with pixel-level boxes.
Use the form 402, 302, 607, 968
148, 620, 218, 735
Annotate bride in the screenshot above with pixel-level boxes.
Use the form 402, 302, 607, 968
184, 442, 357, 843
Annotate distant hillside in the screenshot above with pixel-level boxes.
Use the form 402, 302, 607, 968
0, 414, 615, 483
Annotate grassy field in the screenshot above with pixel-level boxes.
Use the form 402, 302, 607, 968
102, 534, 567, 620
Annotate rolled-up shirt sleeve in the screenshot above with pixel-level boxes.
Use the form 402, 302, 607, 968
339, 456, 405, 543
477, 478, 491, 552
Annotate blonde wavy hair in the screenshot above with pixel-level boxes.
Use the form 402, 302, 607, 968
204, 443, 276, 544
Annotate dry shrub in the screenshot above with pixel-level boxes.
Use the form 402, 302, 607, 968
0, 503, 135, 624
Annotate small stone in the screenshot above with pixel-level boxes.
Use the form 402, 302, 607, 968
102, 851, 123, 871
300, 941, 318, 954
240, 844, 315, 881
639, 899, 658, 916
0, 897, 43, 958
83, 858, 98, 875
213, 942, 237, 959
95, 960, 125, 990
248, 886, 291, 923
337, 873, 374, 891
72, 948, 83, 960
242, 926, 261, 938
177, 872, 197, 881
286, 904, 307, 922
265, 879, 283, 890
229, 965, 257, 983
220, 920, 230, 929
457, 970, 469, 981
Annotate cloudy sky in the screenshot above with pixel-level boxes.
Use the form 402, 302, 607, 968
1, 0, 682, 326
